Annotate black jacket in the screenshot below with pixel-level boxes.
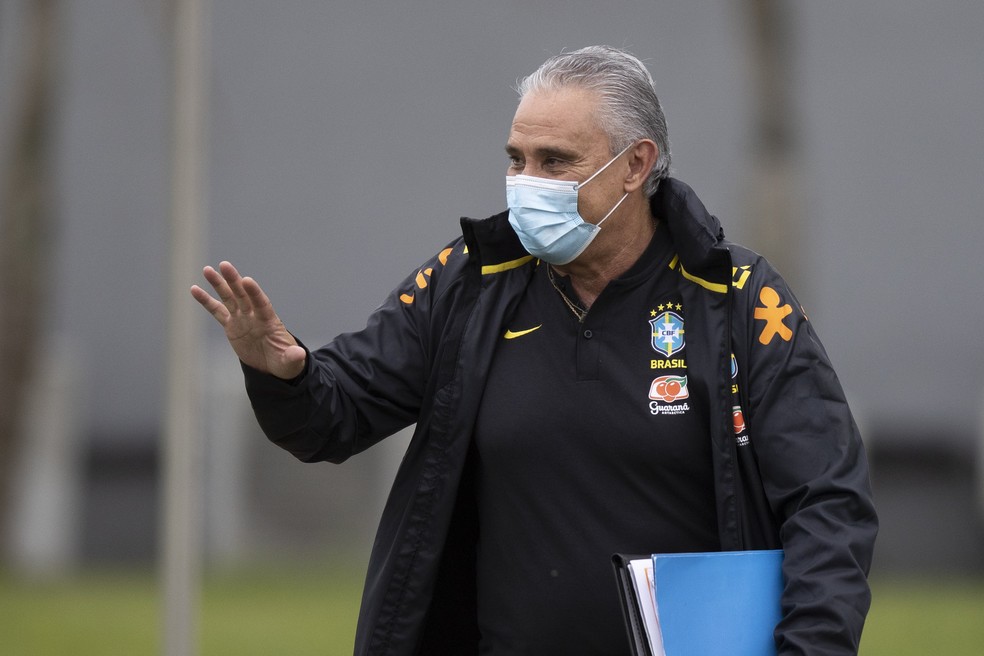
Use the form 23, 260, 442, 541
245, 178, 878, 655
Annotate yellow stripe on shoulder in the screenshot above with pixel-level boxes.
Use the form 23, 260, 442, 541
482, 255, 535, 275
667, 255, 729, 294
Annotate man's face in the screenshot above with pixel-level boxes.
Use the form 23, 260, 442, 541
505, 86, 628, 225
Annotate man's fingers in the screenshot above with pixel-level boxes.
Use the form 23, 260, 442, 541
190, 284, 231, 323
241, 276, 278, 322
202, 264, 239, 311
197, 262, 282, 325
204, 261, 255, 317
219, 261, 252, 311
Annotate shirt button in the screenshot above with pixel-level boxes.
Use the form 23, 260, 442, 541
583, 329, 593, 339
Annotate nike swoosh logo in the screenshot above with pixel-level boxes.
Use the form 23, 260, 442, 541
504, 325, 542, 339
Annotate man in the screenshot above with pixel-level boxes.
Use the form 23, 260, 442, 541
192, 46, 877, 655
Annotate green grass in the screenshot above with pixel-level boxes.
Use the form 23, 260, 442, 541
861, 576, 984, 655
0, 562, 364, 655
1, 568, 982, 654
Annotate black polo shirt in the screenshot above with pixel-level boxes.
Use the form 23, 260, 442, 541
473, 222, 719, 655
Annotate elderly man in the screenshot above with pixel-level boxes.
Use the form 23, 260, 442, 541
192, 46, 877, 656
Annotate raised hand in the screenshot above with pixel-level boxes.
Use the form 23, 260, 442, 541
190, 261, 307, 380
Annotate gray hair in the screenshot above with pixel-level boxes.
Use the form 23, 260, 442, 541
516, 46, 671, 195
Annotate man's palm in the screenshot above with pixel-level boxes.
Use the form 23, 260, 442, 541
190, 261, 306, 380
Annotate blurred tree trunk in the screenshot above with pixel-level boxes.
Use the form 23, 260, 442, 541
741, 0, 805, 296
0, 0, 59, 541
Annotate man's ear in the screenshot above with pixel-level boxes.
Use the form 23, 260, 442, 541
624, 140, 659, 192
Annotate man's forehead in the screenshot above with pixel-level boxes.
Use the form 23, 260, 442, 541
507, 87, 607, 151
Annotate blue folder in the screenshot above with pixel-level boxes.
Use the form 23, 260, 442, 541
653, 549, 784, 656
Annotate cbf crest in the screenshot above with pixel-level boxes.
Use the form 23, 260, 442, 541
650, 310, 686, 357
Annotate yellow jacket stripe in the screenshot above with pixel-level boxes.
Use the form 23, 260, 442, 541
482, 255, 535, 275
668, 255, 729, 294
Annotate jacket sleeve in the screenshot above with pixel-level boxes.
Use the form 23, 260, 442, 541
242, 240, 465, 464
735, 255, 878, 656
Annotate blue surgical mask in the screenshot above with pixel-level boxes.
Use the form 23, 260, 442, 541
506, 144, 632, 265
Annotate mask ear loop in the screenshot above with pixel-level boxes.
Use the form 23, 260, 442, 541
577, 142, 635, 227
574, 141, 637, 190
596, 192, 629, 226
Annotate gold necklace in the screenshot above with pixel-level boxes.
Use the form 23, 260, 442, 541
546, 266, 588, 322
543, 215, 659, 323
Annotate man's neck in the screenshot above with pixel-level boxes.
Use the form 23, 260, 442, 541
553, 200, 658, 308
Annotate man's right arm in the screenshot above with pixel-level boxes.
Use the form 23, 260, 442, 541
192, 242, 464, 464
